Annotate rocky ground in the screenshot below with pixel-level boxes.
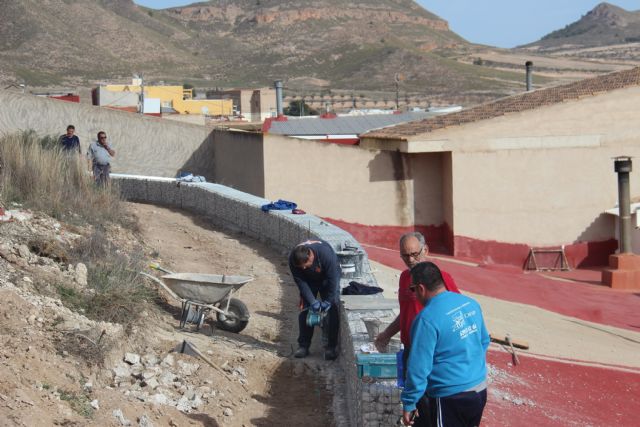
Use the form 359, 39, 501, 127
0, 202, 342, 426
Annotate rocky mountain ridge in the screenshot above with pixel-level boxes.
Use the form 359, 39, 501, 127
2, 0, 634, 103
0, 0, 539, 102
525, 2, 640, 49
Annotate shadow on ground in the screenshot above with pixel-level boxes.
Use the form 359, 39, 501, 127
186, 413, 220, 427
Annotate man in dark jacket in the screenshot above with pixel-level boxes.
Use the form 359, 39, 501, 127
289, 240, 341, 360
59, 125, 81, 154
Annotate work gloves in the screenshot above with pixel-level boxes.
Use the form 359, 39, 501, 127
310, 300, 332, 313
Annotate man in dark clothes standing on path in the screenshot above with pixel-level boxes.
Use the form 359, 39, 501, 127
289, 239, 341, 360
59, 125, 81, 154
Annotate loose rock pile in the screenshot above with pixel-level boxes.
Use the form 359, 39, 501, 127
111, 350, 250, 415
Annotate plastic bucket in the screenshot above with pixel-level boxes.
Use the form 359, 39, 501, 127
363, 318, 393, 342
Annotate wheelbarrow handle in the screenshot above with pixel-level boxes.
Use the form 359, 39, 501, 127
149, 262, 175, 275
138, 271, 183, 302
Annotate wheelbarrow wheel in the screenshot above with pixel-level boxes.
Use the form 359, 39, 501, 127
216, 298, 249, 333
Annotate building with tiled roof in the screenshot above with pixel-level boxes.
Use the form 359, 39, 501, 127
364, 67, 640, 141
198, 67, 640, 271
352, 67, 640, 267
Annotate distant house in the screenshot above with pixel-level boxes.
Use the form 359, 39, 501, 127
206, 88, 277, 122
93, 79, 233, 116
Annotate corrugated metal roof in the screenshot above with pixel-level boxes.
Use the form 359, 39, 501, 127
268, 112, 433, 136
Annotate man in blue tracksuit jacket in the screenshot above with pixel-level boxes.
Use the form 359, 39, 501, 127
289, 239, 341, 361
401, 262, 490, 427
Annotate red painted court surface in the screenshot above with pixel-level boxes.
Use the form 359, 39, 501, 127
485, 350, 640, 427
366, 244, 640, 426
363, 245, 640, 332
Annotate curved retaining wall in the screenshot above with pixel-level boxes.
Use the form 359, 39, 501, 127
114, 174, 402, 427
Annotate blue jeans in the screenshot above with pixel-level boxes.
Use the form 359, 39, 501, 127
93, 163, 110, 187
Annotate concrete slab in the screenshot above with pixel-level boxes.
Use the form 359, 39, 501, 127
341, 295, 399, 311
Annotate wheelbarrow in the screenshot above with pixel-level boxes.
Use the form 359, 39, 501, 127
141, 264, 253, 334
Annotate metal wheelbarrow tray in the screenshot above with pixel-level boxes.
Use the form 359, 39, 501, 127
142, 270, 253, 334
161, 273, 253, 303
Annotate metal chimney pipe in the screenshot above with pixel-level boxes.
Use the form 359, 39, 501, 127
525, 61, 533, 91
614, 156, 633, 254
274, 80, 283, 116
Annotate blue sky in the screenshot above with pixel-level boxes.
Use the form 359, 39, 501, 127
133, 0, 639, 48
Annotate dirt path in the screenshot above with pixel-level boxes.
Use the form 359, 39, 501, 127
129, 202, 335, 426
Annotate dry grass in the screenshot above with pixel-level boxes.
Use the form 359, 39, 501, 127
0, 131, 155, 342
85, 252, 157, 332
64, 229, 158, 333
0, 131, 124, 225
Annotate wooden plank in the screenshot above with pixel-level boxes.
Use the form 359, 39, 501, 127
490, 334, 529, 350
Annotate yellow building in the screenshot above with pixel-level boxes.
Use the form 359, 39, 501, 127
103, 81, 233, 116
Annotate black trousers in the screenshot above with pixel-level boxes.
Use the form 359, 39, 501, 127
297, 288, 339, 349
426, 389, 487, 427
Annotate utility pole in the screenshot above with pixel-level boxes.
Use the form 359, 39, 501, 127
394, 73, 400, 110
139, 74, 144, 114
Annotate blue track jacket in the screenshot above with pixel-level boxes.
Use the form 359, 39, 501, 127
401, 291, 490, 411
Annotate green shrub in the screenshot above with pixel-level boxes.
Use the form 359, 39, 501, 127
59, 389, 94, 418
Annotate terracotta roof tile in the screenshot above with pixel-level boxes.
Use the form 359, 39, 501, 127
364, 67, 640, 140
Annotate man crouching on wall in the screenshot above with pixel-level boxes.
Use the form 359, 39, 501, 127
289, 240, 341, 361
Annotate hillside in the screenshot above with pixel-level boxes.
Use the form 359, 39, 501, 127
522, 2, 640, 61
0, 0, 541, 101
